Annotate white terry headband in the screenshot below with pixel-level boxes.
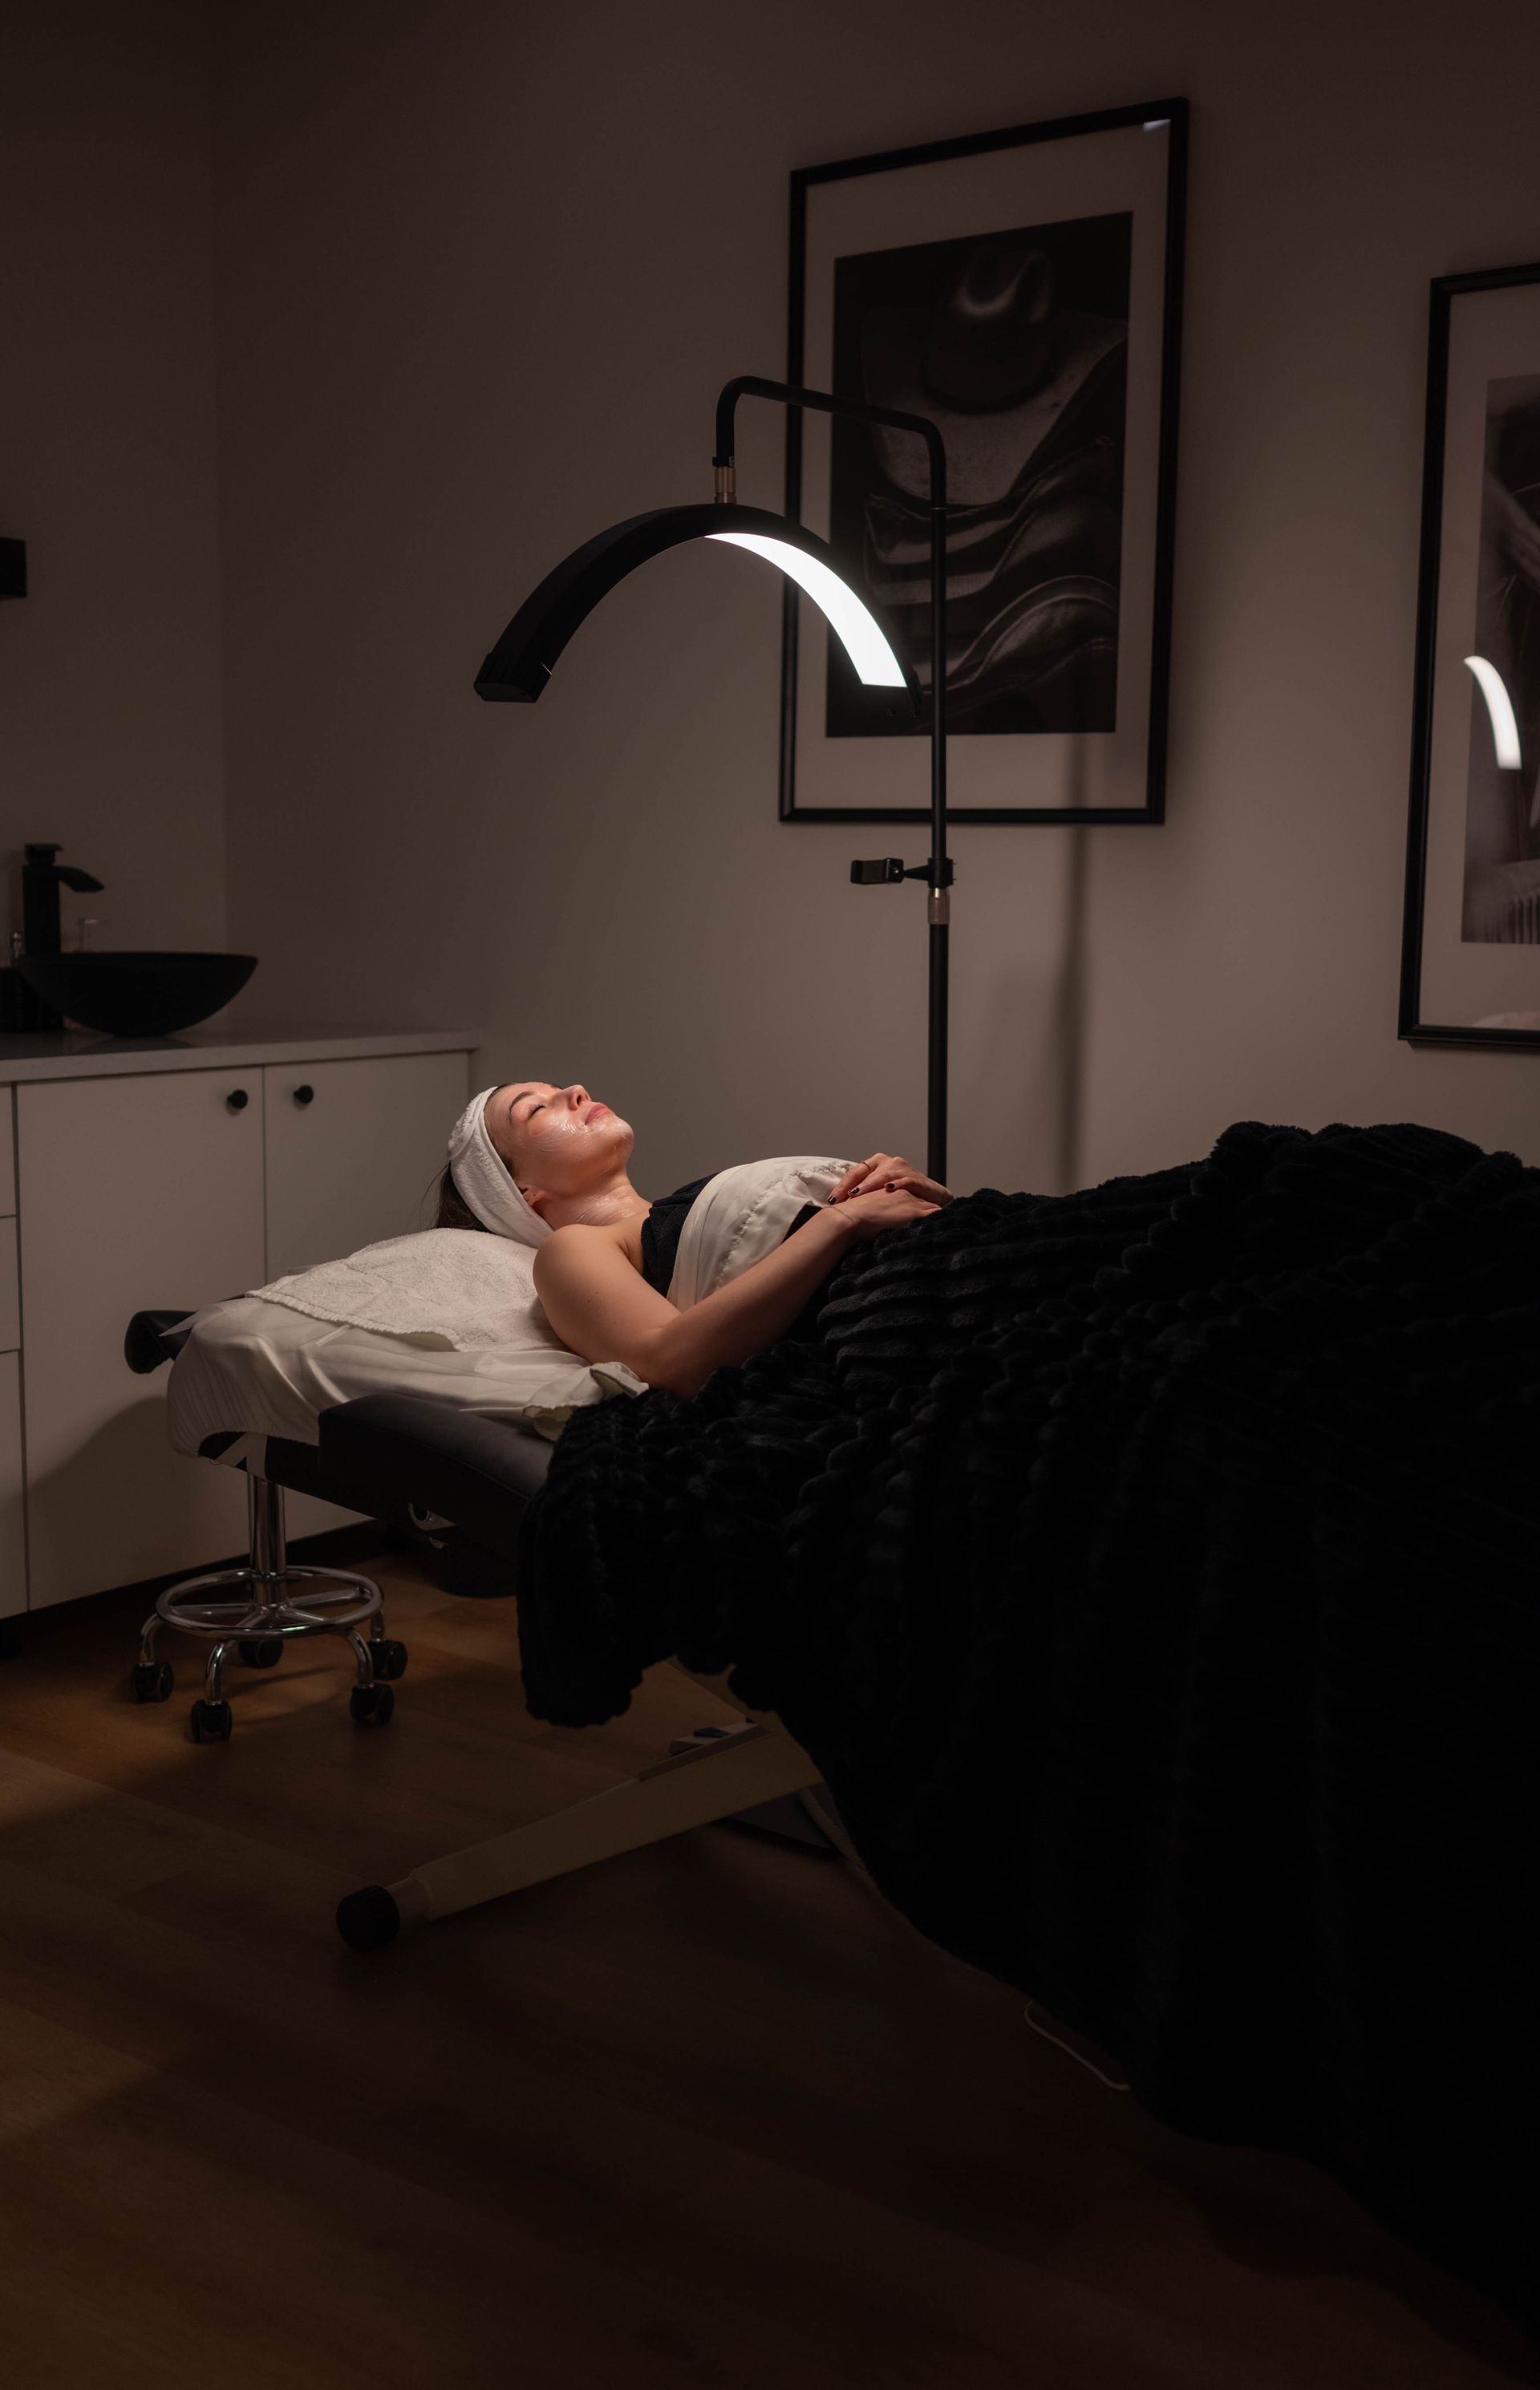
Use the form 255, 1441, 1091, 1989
447, 1085, 551, 1247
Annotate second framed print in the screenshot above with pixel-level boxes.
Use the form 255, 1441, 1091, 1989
780, 99, 1186, 824
1401, 261, 1540, 1049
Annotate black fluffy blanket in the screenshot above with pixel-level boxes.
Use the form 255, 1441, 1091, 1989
517, 1120, 1539, 2318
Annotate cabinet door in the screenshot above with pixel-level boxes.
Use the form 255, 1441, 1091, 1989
18, 1071, 265, 1606
262, 1051, 469, 1280
0, 1353, 22, 1618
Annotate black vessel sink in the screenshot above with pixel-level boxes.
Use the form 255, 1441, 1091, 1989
15, 952, 258, 1037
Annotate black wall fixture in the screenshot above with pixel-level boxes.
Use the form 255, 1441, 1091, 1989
0, 540, 25, 599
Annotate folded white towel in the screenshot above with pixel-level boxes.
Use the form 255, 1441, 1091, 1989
249, 1227, 559, 1351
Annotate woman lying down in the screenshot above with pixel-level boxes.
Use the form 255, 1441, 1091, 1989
440, 1078, 953, 1395
166, 1078, 949, 1460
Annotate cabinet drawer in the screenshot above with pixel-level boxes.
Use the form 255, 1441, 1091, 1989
0, 1090, 13, 1218
0, 1351, 22, 1618
0, 1216, 16, 1352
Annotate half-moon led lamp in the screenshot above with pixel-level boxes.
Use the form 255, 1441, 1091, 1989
1464, 654, 1522, 771
476, 375, 954, 1179
476, 503, 914, 716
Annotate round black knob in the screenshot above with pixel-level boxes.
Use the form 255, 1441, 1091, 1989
225, 1088, 249, 1112
293, 1084, 314, 1106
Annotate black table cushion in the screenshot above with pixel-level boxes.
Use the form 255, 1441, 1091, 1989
317, 1396, 545, 1563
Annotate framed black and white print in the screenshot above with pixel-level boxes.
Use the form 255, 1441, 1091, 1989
1402, 262, 1540, 1049
780, 99, 1185, 824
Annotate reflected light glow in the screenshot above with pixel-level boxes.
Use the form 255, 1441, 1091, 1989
707, 531, 907, 687
1465, 654, 1522, 769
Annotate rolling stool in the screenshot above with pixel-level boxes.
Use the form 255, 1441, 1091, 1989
125, 1309, 407, 1743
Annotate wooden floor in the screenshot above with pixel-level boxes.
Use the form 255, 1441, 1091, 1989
0, 1542, 1534, 2390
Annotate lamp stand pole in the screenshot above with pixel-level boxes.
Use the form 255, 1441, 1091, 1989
713, 377, 951, 1185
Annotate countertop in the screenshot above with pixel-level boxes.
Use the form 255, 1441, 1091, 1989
0, 1023, 479, 1084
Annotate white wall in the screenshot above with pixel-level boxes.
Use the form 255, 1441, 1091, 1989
0, 2, 226, 957
213, 0, 1540, 1196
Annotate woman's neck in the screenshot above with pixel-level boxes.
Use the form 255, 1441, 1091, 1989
539, 1177, 650, 1233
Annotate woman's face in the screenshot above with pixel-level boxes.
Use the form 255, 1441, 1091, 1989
488, 1079, 634, 1197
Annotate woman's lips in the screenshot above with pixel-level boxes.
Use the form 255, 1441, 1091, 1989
588, 1102, 610, 1120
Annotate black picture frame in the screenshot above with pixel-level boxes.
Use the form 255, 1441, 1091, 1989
779, 99, 1187, 825
1400, 261, 1540, 1051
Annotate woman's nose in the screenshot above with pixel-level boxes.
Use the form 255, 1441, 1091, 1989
568, 1084, 588, 1109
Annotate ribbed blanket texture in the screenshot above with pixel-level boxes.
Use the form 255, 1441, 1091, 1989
517, 1120, 1539, 2318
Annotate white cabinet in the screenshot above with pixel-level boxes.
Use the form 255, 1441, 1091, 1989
18, 1071, 266, 1606
8, 1035, 472, 1610
0, 1355, 22, 1619
263, 1051, 468, 1278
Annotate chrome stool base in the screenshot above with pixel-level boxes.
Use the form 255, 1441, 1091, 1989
132, 1474, 404, 1740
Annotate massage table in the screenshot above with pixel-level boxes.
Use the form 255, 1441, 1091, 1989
126, 1306, 829, 1952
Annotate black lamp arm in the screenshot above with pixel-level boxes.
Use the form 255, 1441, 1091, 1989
714, 373, 951, 1185
712, 375, 946, 513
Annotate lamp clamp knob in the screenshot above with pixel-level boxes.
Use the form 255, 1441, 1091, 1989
849, 856, 954, 888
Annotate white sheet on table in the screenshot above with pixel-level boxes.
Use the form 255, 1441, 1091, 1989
166, 1295, 624, 1469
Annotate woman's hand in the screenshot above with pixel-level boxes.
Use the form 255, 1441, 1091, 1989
830, 1151, 953, 1208
824, 1184, 941, 1243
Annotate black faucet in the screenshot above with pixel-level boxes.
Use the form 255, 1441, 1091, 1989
22, 842, 104, 958
14, 844, 105, 1031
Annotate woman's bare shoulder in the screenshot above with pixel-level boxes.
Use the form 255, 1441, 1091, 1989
540, 1214, 646, 1270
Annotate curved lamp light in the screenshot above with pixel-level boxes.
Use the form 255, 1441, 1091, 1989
1464, 654, 1522, 772
476, 503, 914, 719
476, 376, 954, 1179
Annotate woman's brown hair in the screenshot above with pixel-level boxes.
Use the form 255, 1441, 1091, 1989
433, 1163, 491, 1233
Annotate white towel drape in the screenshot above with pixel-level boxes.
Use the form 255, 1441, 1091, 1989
666, 1156, 852, 1309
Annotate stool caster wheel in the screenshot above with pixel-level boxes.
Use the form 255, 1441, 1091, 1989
238, 1637, 283, 1668
368, 1639, 408, 1682
190, 1698, 233, 1743
132, 1660, 174, 1703
350, 1683, 395, 1727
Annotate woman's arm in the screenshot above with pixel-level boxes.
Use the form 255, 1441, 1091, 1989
534, 1188, 935, 1398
